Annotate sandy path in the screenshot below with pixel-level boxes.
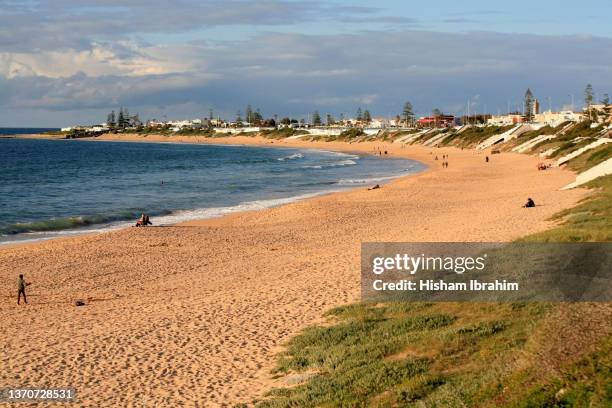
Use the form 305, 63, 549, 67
0, 138, 585, 406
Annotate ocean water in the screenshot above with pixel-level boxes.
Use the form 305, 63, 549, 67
0, 138, 425, 244
0, 127, 59, 135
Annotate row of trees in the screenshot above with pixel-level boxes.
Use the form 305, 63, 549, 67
233, 103, 421, 127
106, 108, 140, 129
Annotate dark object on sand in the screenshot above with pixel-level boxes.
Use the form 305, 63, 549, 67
75, 300, 86, 306
491, 149, 501, 154
523, 198, 535, 208
17, 274, 30, 305
486, 156, 489, 163
135, 213, 153, 227
368, 184, 381, 190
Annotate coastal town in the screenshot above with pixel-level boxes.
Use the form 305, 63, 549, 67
61, 87, 612, 137
54, 87, 612, 189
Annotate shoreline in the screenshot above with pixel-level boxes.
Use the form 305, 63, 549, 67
0, 134, 587, 406
1, 136, 425, 247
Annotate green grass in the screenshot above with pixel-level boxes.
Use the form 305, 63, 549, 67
258, 128, 309, 139
566, 144, 612, 172
440, 125, 515, 148
502, 123, 568, 151
338, 128, 365, 140
249, 302, 574, 407
529, 121, 604, 154
499, 336, 611, 408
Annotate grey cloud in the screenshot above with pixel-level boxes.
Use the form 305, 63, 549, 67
1, 29, 612, 126
0, 0, 385, 52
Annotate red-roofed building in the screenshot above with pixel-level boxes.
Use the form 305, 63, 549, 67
416, 115, 455, 128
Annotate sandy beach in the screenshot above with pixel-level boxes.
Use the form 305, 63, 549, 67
0, 135, 586, 406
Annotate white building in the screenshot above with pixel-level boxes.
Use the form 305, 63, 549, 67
535, 110, 585, 127
369, 117, 389, 128
487, 114, 522, 126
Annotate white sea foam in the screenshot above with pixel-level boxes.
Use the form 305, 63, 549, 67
302, 159, 357, 169
336, 175, 399, 185
0, 191, 339, 245
277, 153, 304, 161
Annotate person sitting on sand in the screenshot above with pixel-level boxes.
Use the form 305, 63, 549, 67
135, 213, 153, 227
17, 274, 30, 305
523, 198, 535, 208
368, 184, 381, 190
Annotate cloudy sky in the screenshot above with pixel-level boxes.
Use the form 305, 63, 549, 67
1, 0, 612, 127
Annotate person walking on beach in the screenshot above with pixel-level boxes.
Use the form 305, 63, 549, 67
17, 274, 30, 305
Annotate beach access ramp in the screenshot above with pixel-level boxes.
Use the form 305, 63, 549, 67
556, 138, 611, 167
422, 131, 452, 147
562, 157, 612, 189
394, 129, 432, 144
477, 124, 538, 150
511, 122, 575, 153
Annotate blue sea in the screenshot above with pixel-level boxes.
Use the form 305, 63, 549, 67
0, 138, 425, 244
0, 127, 60, 135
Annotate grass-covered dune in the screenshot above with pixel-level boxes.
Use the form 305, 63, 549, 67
248, 302, 609, 407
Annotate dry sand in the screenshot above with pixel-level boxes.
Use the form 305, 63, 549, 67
0, 135, 586, 406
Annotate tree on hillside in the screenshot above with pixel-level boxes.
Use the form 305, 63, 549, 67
122, 108, 130, 127
209, 109, 214, 121
312, 111, 322, 126
326, 113, 335, 126
402, 102, 414, 125
117, 109, 125, 128
523, 89, 534, 122
236, 110, 243, 126
356, 107, 363, 121
363, 109, 372, 123
585, 84, 594, 120
245, 105, 254, 124
254, 108, 263, 125
107, 110, 116, 127
432, 108, 443, 127
601, 93, 610, 123
585, 84, 594, 107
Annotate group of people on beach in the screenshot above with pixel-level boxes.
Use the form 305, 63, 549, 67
436, 153, 449, 168
373, 146, 388, 156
